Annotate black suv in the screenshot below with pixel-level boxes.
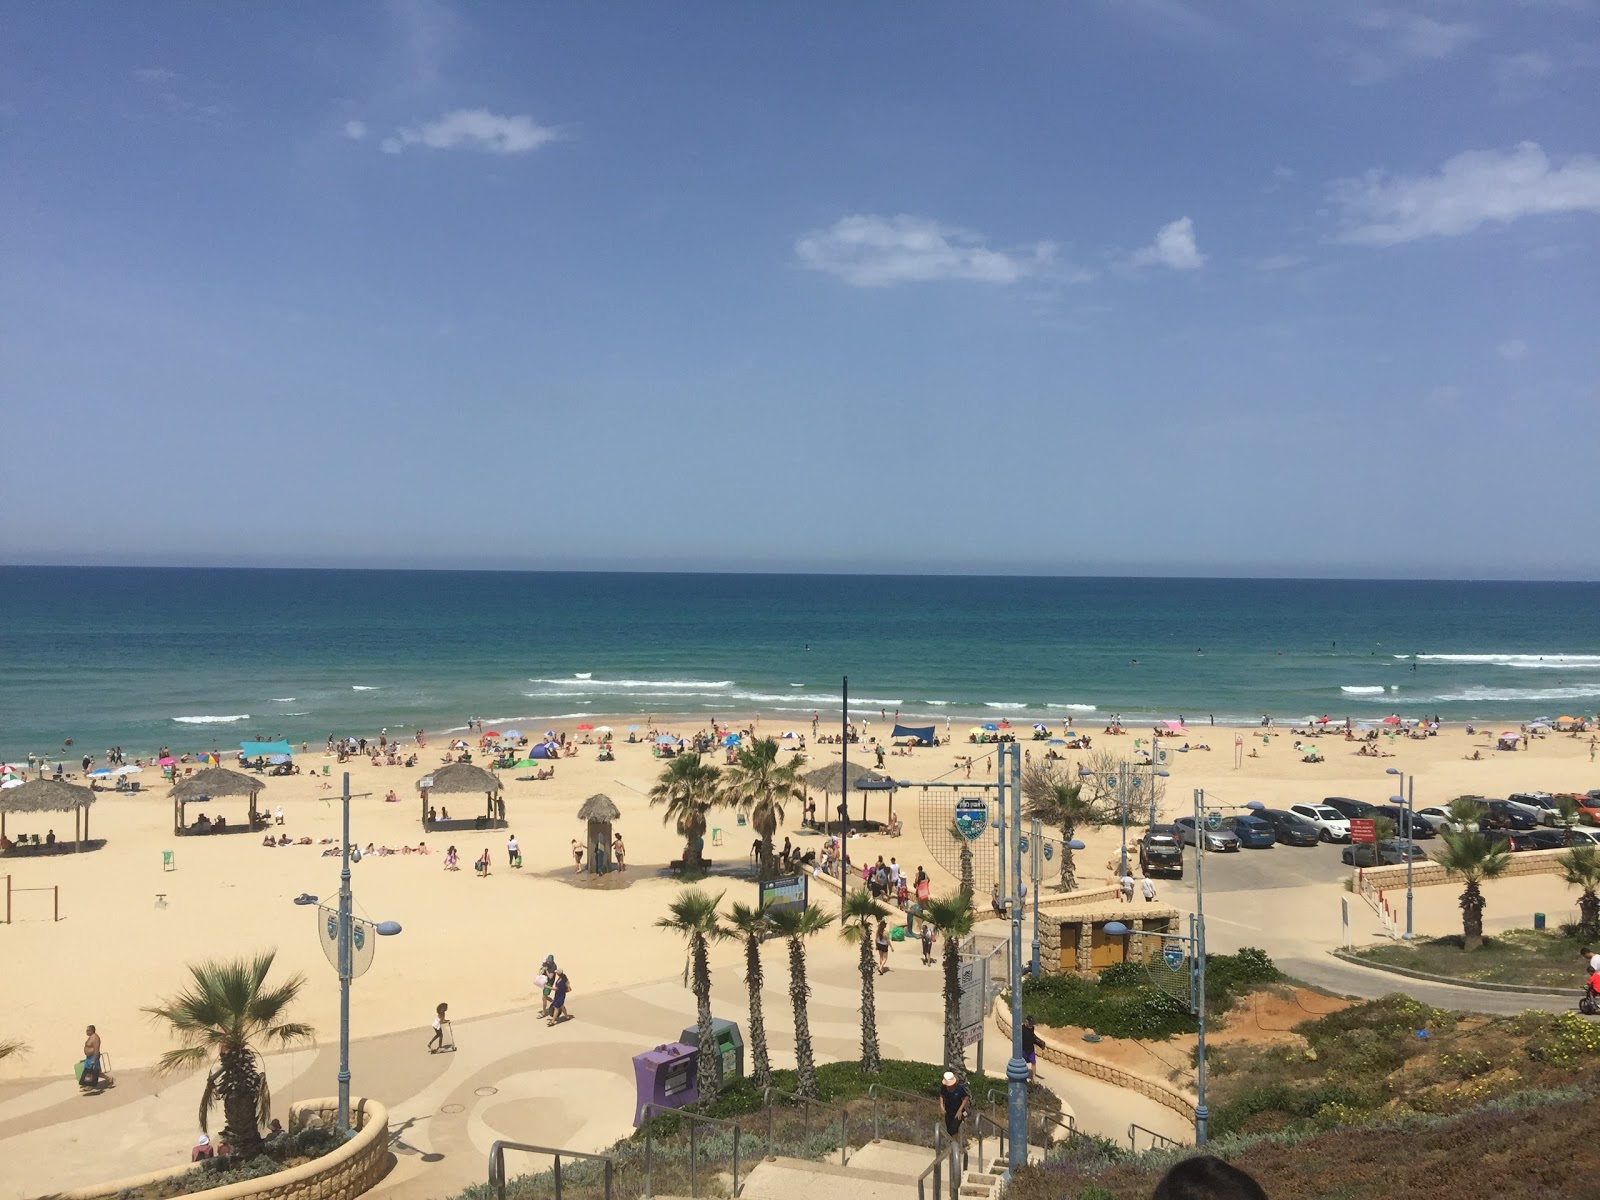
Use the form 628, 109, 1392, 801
1322, 796, 1381, 821
1139, 825, 1185, 878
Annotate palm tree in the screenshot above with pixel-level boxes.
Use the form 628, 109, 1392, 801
947, 820, 975, 901
650, 754, 723, 872
1446, 795, 1483, 832
0, 1038, 26, 1061
766, 904, 832, 1098
1022, 765, 1107, 891
656, 888, 727, 1102
143, 952, 314, 1158
841, 890, 890, 1073
1436, 830, 1512, 951
724, 901, 774, 1088
921, 893, 975, 1073
1557, 795, 1582, 840
722, 738, 805, 879
1561, 844, 1600, 941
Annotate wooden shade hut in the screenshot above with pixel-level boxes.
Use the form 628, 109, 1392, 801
169, 767, 265, 835
577, 793, 621, 874
0, 778, 97, 851
801, 762, 897, 827
416, 762, 504, 828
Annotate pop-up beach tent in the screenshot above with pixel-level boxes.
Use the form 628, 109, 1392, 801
891, 724, 936, 745
240, 740, 293, 758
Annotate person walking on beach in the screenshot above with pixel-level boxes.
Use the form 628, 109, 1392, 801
939, 1071, 970, 1142
612, 833, 626, 871
920, 920, 936, 965
80, 1025, 105, 1091
507, 832, 519, 867
475, 848, 491, 877
427, 1002, 451, 1053
875, 918, 891, 974
547, 970, 571, 1025
1141, 875, 1157, 904
1022, 1015, 1039, 1082
571, 839, 584, 874
1120, 872, 1136, 904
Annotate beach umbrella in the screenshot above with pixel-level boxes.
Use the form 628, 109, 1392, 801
484, 730, 501, 738
576, 723, 595, 731
112, 764, 143, 776
1033, 723, 1049, 731
545, 730, 557, 738
596, 726, 612, 734
998, 721, 1012, 729
503, 730, 523, 740
1164, 720, 1185, 732
267, 754, 291, 765
87, 768, 113, 778
1356, 723, 1374, 732
982, 723, 999, 732
0, 778, 20, 789
722, 733, 740, 746
627, 725, 640, 731
656, 734, 675, 745
159, 755, 176, 767
1380, 715, 1402, 725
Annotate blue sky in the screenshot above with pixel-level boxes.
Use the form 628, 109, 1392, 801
2, 1, 1597, 578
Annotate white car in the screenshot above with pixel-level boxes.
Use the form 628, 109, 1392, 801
1287, 803, 1351, 842
1415, 805, 1477, 833
1506, 792, 1560, 825
1567, 827, 1600, 847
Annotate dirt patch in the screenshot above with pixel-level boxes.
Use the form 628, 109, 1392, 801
1035, 987, 1352, 1087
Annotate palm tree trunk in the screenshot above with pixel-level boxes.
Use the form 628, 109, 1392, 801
788, 939, 817, 1098
744, 936, 772, 1089
1460, 881, 1485, 952
858, 930, 881, 1073
1060, 819, 1078, 890
692, 936, 719, 1102
941, 936, 963, 1073
759, 835, 774, 881
218, 1047, 264, 1158
1581, 891, 1600, 943
959, 844, 974, 903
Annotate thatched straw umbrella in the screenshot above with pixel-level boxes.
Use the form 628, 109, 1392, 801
577, 793, 622, 874
416, 762, 504, 828
169, 767, 265, 836
0, 778, 97, 850
801, 762, 896, 826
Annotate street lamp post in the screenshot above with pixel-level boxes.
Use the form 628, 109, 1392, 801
1004, 742, 1028, 1176
318, 772, 401, 1131
1028, 819, 1083, 978
1386, 767, 1415, 939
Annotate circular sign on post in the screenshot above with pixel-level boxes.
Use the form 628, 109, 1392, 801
1043, 843, 1054, 861
1163, 943, 1185, 971
1205, 811, 1221, 831
953, 797, 988, 841
1018, 836, 1030, 853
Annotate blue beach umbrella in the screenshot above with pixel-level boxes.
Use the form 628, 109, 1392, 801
982, 723, 999, 732
503, 729, 523, 740
656, 734, 675, 745
87, 768, 112, 777
722, 734, 740, 746
267, 754, 291, 764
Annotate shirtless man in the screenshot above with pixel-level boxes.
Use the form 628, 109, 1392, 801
81, 1025, 105, 1090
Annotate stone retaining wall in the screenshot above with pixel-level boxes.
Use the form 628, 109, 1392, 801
50, 1097, 390, 1200
1359, 846, 1573, 891
993, 1005, 1197, 1125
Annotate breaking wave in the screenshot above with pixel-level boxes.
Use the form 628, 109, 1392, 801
172, 714, 251, 724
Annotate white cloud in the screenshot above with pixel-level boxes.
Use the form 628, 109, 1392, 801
1497, 338, 1529, 360
1255, 253, 1305, 272
1495, 50, 1557, 100
379, 108, 560, 156
793, 214, 1060, 287
1131, 217, 1205, 270
343, 120, 368, 141
1349, 11, 1479, 82
133, 67, 176, 84
1333, 142, 1600, 245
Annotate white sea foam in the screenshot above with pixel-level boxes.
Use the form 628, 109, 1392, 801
527, 678, 733, 690
790, 683, 804, 687
925, 700, 952, 706
271, 697, 296, 703
1340, 686, 1387, 695
172, 714, 251, 724
984, 701, 1028, 710
352, 685, 380, 691
283, 712, 308, 717
574, 673, 593, 679
542, 712, 593, 720
1428, 685, 1600, 703
1046, 703, 1097, 712
1413, 653, 1600, 669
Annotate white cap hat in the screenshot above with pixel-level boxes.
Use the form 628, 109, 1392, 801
942, 1071, 956, 1084
197, 1135, 210, 1146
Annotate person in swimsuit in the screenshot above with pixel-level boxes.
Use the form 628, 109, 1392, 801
875, 918, 891, 974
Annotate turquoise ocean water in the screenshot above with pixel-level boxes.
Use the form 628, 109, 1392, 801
2, 567, 1599, 760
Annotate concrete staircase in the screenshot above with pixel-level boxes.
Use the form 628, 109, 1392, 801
736, 1137, 1023, 1200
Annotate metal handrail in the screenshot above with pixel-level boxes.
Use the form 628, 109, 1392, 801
488, 1138, 615, 1200
984, 1089, 1077, 1149
1129, 1121, 1183, 1152
640, 1103, 744, 1199
971, 1110, 1006, 1172
761, 1085, 849, 1165
866, 1081, 939, 1142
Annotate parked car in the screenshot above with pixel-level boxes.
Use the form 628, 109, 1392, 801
1513, 828, 1571, 851
1567, 793, 1600, 826
1220, 814, 1277, 848
1322, 796, 1382, 821
1173, 816, 1241, 852
1483, 829, 1527, 852
1372, 803, 1437, 839
1287, 803, 1352, 842
1414, 805, 1473, 833
1568, 826, 1600, 847
1506, 791, 1560, 825
1258, 808, 1323, 847
1342, 838, 1426, 867
1138, 826, 1185, 878
1478, 799, 1537, 831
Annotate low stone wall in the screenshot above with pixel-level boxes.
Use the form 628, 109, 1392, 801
1359, 846, 1573, 891
50, 1097, 390, 1200
994, 1005, 1197, 1126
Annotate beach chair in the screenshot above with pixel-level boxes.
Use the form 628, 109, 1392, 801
736, 812, 748, 827
162, 850, 175, 871
322, 765, 330, 777
711, 827, 724, 846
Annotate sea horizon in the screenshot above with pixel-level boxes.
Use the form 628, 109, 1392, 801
3, 565, 1599, 760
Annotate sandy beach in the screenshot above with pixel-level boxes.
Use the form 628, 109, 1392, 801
3, 711, 1596, 1085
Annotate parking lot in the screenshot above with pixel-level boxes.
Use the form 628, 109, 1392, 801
1136, 836, 1363, 896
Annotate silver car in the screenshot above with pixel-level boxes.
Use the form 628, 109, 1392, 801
1173, 816, 1240, 852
